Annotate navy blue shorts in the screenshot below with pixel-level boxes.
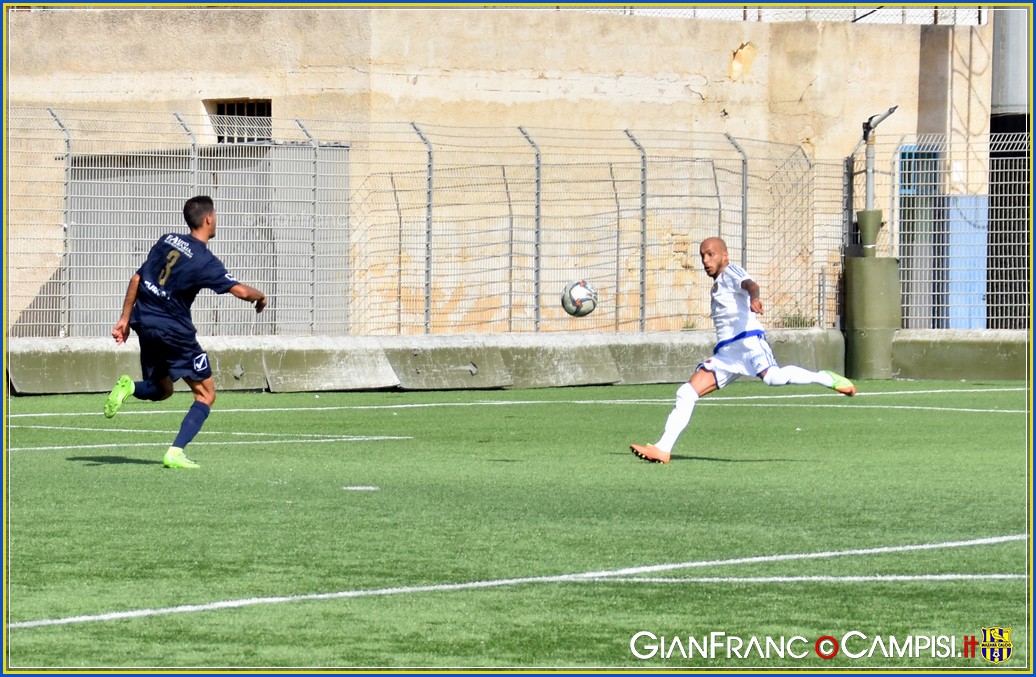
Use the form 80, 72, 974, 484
133, 326, 212, 383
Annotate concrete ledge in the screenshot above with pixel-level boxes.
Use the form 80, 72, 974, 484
604, 328, 846, 384
261, 337, 400, 392
378, 335, 512, 390
7, 328, 1024, 396
209, 336, 271, 391
606, 332, 713, 384
7, 337, 144, 394
767, 328, 847, 375
490, 333, 622, 389
892, 329, 1028, 380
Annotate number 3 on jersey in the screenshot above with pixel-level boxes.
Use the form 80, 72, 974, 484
158, 250, 180, 286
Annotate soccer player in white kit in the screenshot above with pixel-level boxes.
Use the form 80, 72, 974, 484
630, 237, 856, 464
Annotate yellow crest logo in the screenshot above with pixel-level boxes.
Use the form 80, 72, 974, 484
979, 627, 1013, 664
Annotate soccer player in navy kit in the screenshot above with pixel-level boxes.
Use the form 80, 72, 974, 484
630, 236, 856, 464
104, 196, 267, 469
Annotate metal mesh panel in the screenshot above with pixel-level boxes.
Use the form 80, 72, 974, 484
7, 109, 351, 338
848, 133, 1030, 330
811, 159, 853, 330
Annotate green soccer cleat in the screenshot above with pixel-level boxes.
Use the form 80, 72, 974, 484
163, 446, 200, 470
823, 370, 857, 397
104, 375, 135, 418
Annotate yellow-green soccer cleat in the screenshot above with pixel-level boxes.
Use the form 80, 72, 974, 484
104, 375, 134, 418
823, 370, 857, 397
163, 446, 200, 470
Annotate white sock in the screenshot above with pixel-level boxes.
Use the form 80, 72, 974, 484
655, 382, 699, 452
762, 365, 833, 387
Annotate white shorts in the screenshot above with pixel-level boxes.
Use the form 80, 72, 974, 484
698, 334, 778, 389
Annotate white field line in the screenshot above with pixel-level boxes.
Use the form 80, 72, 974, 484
703, 403, 1026, 414
8, 534, 1027, 630
6, 386, 1028, 419
6, 388, 1025, 451
9, 436, 412, 452
597, 574, 1027, 584
8, 424, 387, 438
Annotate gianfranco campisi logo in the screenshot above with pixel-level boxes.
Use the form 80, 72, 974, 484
631, 629, 1014, 662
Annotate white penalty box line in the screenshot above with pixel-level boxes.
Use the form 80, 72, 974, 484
8, 534, 1027, 630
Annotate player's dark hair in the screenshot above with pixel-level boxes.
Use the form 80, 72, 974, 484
183, 195, 215, 230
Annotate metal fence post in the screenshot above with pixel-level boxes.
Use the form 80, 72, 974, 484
724, 133, 749, 268
607, 162, 622, 332
297, 119, 320, 333
412, 122, 433, 334
173, 112, 198, 194
47, 108, 72, 337
887, 138, 903, 257
518, 126, 541, 331
501, 164, 516, 333
818, 269, 827, 329
389, 173, 404, 334
623, 129, 647, 332
843, 153, 856, 248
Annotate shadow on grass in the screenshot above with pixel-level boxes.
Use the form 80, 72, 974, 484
670, 454, 809, 463
609, 451, 807, 464
67, 455, 163, 466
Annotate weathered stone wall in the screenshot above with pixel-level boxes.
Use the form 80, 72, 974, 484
7, 9, 992, 157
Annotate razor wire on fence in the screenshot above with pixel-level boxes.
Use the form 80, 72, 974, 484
576, 6, 987, 26
5, 107, 1029, 338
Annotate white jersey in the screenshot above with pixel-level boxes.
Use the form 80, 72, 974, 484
710, 263, 764, 342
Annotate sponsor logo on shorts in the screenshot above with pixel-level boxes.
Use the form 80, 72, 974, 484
193, 353, 209, 373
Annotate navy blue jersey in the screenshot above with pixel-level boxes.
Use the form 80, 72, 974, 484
130, 232, 239, 339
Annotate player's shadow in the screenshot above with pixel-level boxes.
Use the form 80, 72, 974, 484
669, 454, 807, 464
67, 455, 163, 466
610, 452, 805, 463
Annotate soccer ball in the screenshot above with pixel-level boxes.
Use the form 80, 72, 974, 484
561, 280, 599, 317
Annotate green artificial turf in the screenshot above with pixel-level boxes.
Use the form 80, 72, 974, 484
4, 380, 1029, 669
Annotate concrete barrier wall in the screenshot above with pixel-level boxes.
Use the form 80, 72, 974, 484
7, 328, 1027, 395
892, 329, 1028, 380
9, 330, 843, 394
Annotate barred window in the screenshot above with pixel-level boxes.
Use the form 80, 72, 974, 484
211, 100, 272, 143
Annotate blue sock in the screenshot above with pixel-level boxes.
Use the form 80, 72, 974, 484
134, 380, 164, 401
173, 401, 211, 449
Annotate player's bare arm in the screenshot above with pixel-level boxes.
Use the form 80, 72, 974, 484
112, 274, 141, 344
230, 283, 267, 313
741, 279, 763, 314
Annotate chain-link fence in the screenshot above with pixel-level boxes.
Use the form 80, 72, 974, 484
7, 108, 840, 338
846, 132, 1030, 330
6, 108, 1027, 338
